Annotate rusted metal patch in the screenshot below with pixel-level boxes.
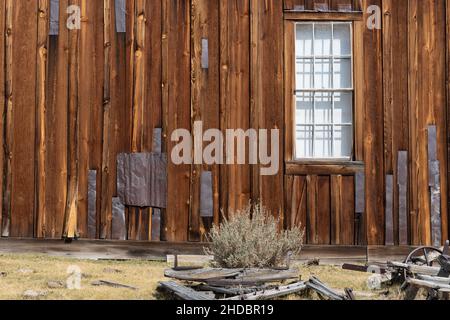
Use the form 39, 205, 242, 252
117, 153, 168, 208
153, 128, 163, 153
152, 208, 161, 241
385, 175, 394, 246
115, 0, 126, 33
112, 197, 126, 240
398, 151, 408, 245
355, 172, 365, 214
49, 0, 59, 35
201, 38, 209, 69
88, 170, 97, 239
200, 171, 213, 218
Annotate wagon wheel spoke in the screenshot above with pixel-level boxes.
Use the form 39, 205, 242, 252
423, 248, 430, 266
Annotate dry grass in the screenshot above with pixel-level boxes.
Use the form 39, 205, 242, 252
0, 254, 407, 300
0, 254, 167, 300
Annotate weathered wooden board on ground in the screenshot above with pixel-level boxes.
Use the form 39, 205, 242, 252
224, 281, 307, 301
159, 281, 212, 300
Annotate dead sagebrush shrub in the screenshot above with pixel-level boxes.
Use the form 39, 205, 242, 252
204, 203, 304, 269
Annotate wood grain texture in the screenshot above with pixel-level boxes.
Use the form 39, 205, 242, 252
408, 0, 447, 245
219, 0, 251, 218
1, 0, 12, 237
45, 1, 69, 239
64, 0, 81, 239
0, 0, 5, 235
11, 0, 38, 237
0, 0, 448, 247
77, 0, 97, 238
382, 0, 409, 246
362, 0, 385, 245
251, 0, 284, 222
35, 0, 49, 238
190, 0, 220, 241
163, 0, 191, 241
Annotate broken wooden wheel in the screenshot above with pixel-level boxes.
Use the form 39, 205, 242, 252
403, 246, 443, 280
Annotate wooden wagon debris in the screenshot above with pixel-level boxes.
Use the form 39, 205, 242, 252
343, 241, 450, 300
159, 267, 351, 301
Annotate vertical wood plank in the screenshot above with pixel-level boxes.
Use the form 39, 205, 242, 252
163, 0, 191, 241
10, 0, 38, 237
408, 0, 446, 245
317, 176, 330, 245
64, 0, 81, 239
331, 175, 342, 245
36, 0, 49, 238
1, 0, 12, 236
77, 0, 95, 238
190, 0, 220, 241
250, 0, 284, 221
341, 176, 355, 245
0, 0, 5, 234
285, 176, 307, 231
45, 0, 69, 238
382, 0, 409, 245
219, 0, 251, 218
363, 0, 384, 245
307, 175, 318, 244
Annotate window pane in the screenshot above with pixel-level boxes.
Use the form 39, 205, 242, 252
314, 24, 332, 56
314, 126, 332, 158
333, 24, 351, 56
315, 92, 332, 124
296, 92, 313, 124
333, 58, 352, 88
334, 92, 353, 124
296, 125, 313, 158
296, 58, 313, 89
334, 126, 353, 158
296, 24, 313, 57
315, 58, 332, 89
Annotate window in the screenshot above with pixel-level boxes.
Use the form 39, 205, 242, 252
294, 22, 354, 160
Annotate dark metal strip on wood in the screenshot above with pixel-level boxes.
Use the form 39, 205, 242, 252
153, 128, 162, 154
428, 125, 438, 162
117, 153, 126, 205
112, 197, 126, 240
200, 171, 213, 218
128, 153, 149, 207
385, 175, 394, 246
355, 172, 365, 213
429, 160, 440, 187
430, 163, 442, 247
201, 38, 209, 69
87, 170, 97, 239
428, 126, 442, 246
49, 0, 59, 36
354, 172, 365, 245
148, 153, 168, 209
398, 151, 408, 245
114, 0, 126, 33
151, 208, 161, 241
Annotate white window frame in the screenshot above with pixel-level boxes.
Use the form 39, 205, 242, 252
294, 21, 354, 161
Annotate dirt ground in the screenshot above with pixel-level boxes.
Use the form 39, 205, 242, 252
0, 254, 412, 300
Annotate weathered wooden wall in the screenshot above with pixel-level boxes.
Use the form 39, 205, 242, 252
0, 0, 448, 246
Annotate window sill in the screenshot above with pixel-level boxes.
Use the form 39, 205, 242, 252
286, 160, 364, 175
